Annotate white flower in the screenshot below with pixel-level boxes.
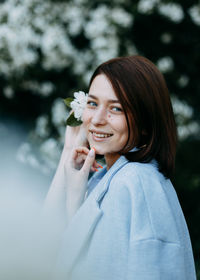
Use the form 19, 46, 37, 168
51, 98, 68, 126
157, 56, 174, 73
137, 0, 158, 14
189, 5, 200, 26
70, 91, 88, 121
158, 3, 184, 23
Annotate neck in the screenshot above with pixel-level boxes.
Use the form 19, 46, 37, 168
105, 153, 121, 170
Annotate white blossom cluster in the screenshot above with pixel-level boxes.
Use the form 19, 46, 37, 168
158, 3, 184, 23
70, 91, 88, 121
157, 56, 174, 73
188, 5, 200, 26
0, 0, 133, 85
1, 0, 198, 174
137, 0, 159, 14
172, 97, 200, 140
138, 0, 184, 23
84, 5, 133, 67
21, 81, 55, 97
17, 98, 69, 174
0, 0, 134, 173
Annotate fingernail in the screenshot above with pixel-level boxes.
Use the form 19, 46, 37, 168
94, 168, 98, 172
89, 148, 95, 157
97, 164, 103, 169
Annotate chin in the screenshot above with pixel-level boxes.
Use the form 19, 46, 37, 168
96, 150, 106, 156
88, 142, 106, 155
93, 147, 106, 155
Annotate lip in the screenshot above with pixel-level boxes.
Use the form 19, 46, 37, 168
89, 129, 113, 135
89, 129, 113, 142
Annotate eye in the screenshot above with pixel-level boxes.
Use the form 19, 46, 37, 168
111, 106, 123, 112
87, 100, 97, 107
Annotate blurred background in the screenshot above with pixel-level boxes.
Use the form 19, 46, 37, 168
0, 0, 199, 278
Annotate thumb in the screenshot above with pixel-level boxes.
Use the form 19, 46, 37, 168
81, 148, 96, 175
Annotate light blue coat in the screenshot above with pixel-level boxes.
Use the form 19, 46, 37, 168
54, 156, 196, 280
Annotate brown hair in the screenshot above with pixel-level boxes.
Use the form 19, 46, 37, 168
89, 55, 177, 179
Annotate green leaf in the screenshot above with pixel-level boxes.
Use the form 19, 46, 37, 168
63, 97, 74, 108
66, 112, 82, 127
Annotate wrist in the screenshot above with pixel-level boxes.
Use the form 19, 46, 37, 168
66, 187, 86, 212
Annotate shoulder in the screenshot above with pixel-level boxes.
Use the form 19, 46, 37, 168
109, 160, 164, 196
104, 160, 181, 243
107, 160, 165, 210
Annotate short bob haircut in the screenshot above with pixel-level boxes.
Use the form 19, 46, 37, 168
89, 55, 177, 179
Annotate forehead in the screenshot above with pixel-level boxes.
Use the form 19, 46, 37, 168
89, 74, 118, 100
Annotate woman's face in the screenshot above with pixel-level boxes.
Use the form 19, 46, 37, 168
82, 74, 129, 159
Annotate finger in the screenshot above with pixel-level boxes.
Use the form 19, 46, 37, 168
74, 147, 90, 157
91, 162, 104, 172
90, 165, 97, 172
93, 161, 103, 169
81, 148, 96, 175
87, 161, 99, 172
72, 147, 90, 162
72, 149, 101, 170
76, 154, 87, 165
71, 147, 90, 169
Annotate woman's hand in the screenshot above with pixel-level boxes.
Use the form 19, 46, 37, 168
63, 123, 100, 171
62, 124, 96, 220
71, 146, 100, 172
64, 124, 88, 150
43, 124, 101, 227
65, 147, 96, 190
64, 147, 96, 223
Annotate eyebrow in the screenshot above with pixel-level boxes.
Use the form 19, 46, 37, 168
88, 94, 120, 104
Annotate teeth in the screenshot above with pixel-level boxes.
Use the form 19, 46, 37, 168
93, 132, 112, 138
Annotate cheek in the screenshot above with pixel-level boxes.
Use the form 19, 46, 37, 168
82, 109, 90, 125
117, 120, 129, 141
113, 117, 128, 133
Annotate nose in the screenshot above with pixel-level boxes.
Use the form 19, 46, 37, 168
91, 106, 107, 126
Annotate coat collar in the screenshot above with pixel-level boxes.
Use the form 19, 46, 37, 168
91, 155, 129, 203
54, 156, 129, 278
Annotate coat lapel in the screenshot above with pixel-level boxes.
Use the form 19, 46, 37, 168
55, 156, 129, 278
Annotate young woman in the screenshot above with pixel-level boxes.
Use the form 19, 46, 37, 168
44, 56, 196, 279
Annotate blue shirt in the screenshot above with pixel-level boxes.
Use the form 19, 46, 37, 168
55, 156, 196, 280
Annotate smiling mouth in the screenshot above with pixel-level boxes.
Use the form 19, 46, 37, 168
91, 131, 113, 138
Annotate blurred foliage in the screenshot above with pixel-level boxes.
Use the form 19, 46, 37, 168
0, 0, 199, 275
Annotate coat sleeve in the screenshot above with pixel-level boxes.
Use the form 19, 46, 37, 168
126, 239, 186, 280
103, 167, 195, 280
